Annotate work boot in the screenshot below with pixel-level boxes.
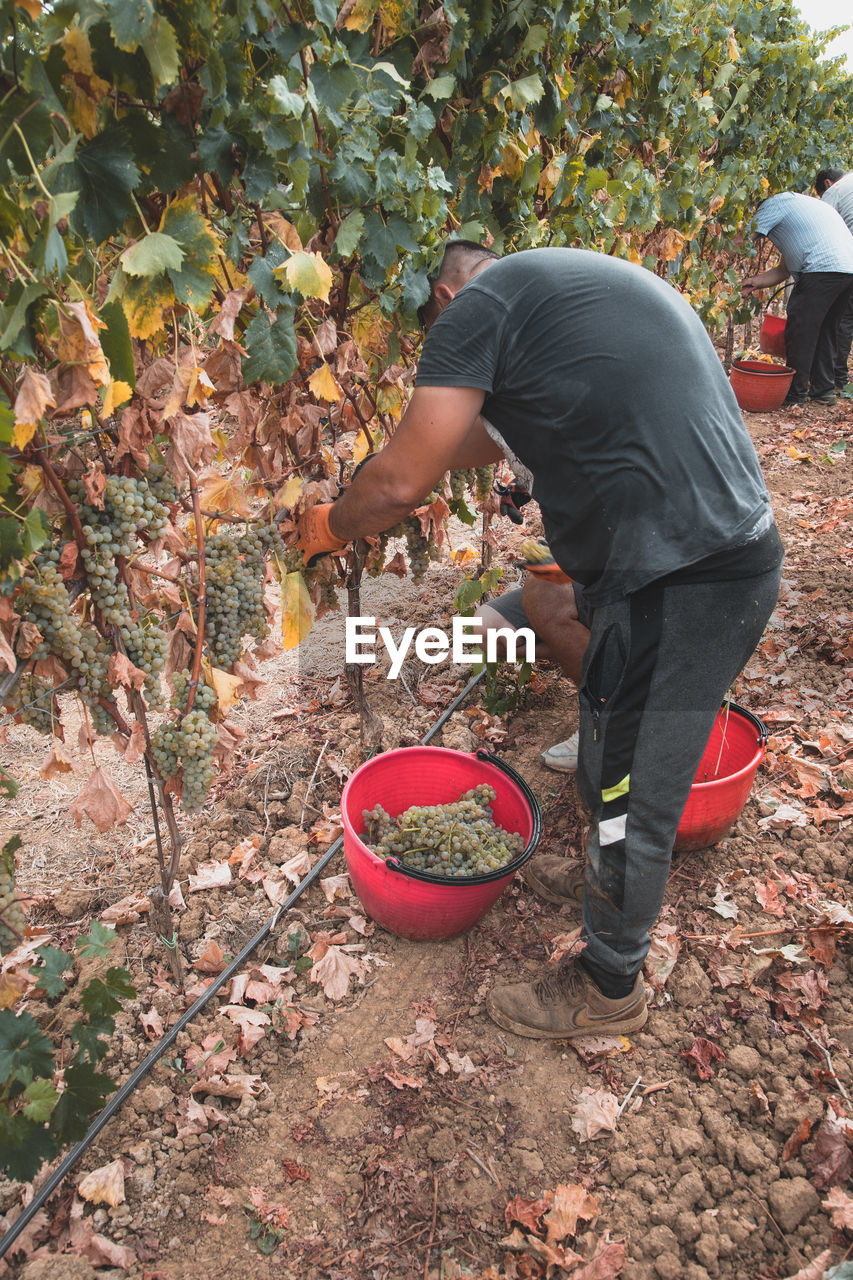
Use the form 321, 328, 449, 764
522, 854, 585, 906
486, 961, 648, 1040
810, 390, 837, 406
540, 730, 579, 773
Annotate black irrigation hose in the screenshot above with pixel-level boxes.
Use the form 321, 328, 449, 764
0, 665, 486, 1260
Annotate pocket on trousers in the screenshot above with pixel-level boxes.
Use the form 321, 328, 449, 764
579, 623, 627, 716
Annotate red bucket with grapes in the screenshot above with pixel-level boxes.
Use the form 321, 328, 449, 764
341, 747, 541, 941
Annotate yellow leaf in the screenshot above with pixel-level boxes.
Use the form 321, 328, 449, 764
0, 974, 25, 1011
450, 546, 479, 564
351, 433, 372, 466
14, 0, 42, 18
786, 445, 812, 462
63, 27, 94, 74
209, 666, 243, 713
308, 363, 342, 402
101, 380, 133, 417
282, 251, 333, 301
351, 307, 392, 358
281, 571, 314, 650
262, 212, 302, 253
657, 229, 685, 262
13, 368, 55, 447
727, 34, 740, 61
121, 272, 176, 340
342, 0, 378, 31
198, 472, 252, 517
17, 464, 44, 501
276, 475, 304, 511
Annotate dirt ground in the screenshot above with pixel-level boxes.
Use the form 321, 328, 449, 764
2, 395, 853, 1280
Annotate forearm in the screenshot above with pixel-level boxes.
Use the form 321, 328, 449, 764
742, 263, 790, 292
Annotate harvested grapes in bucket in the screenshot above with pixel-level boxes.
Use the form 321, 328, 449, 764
362, 784, 524, 876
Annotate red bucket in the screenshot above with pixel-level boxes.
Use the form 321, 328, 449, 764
674, 703, 767, 852
729, 359, 795, 412
759, 312, 787, 358
341, 747, 541, 941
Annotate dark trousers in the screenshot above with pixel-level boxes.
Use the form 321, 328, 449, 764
785, 273, 853, 399
576, 562, 782, 980
835, 293, 853, 389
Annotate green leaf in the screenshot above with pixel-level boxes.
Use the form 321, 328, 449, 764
294, 955, 313, 973
21, 509, 49, 559
120, 233, 185, 278
70, 1017, 113, 1066
31, 947, 71, 999
333, 210, 365, 259
242, 307, 298, 386
0, 1112, 56, 1182
0, 284, 48, 354
23, 1077, 59, 1123
422, 75, 455, 100
50, 1062, 117, 1143
141, 12, 181, 88
60, 128, 140, 244
75, 920, 117, 960
449, 497, 476, 527
99, 298, 136, 389
160, 198, 218, 310
104, 966, 136, 1001
0, 1010, 54, 1086
505, 75, 545, 111
104, 0, 155, 50
80, 979, 121, 1022
269, 76, 305, 117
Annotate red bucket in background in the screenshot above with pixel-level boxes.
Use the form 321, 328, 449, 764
674, 703, 767, 852
759, 312, 787, 358
341, 747, 540, 941
729, 359, 795, 412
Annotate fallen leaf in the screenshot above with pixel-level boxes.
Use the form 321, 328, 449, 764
682, 1037, 726, 1080
822, 1186, 853, 1230
320, 873, 350, 903
69, 768, 134, 832
188, 860, 232, 892
505, 1194, 549, 1233
780, 1251, 833, 1280
309, 944, 366, 1001
570, 1087, 620, 1140
194, 939, 227, 973
222, 1005, 270, 1054
38, 739, 75, 780
139, 1007, 164, 1040
101, 892, 150, 925
544, 1183, 600, 1244
77, 1159, 126, 1207
191, 1072, 267, 1100
812, 1114, 853, 1188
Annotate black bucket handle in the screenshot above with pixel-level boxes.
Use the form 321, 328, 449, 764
383, 749, 542, 886
725, 700, 767, 749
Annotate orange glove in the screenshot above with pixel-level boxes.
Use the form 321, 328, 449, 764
297, 503, 349, 566
524, 560, 573, 584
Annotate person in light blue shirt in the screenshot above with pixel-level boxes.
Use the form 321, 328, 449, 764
741, 191, 853, 405
815, 169, 853, 391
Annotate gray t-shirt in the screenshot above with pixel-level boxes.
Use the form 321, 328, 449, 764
417, 248, 773, 605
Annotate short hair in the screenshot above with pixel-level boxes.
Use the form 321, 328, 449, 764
418, 239, 500, 328
815, 168, 847, 195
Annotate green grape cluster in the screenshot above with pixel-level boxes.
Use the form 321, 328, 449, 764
17, 560, 115, 729
365, 531, 389, 578
146, 460, 178, 504
362, 784, 524, 876
150, 671, 218, 811
391, 515, 432, 582
151, 711, 217, 811
320, 578, 339, 612
203, 526, 286, 666
473, 465, 495, 503
4, 674, 56, 734
0, 843, 25, 955
448, 470, 468, 502
123, 619, 168, 710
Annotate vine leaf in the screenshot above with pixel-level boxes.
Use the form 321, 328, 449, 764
50, 1062, 117, 1143
307, 363, 342, 402
281, 571, 314, 650
13, 368, 55, 448
69, 768, 135, 833
120, 232, 186, 278
0, 1009, 54, 1084
77, 1157, 126, 1207
282, 250, 333, 302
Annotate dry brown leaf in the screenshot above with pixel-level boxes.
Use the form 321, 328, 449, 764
38, 738, 74, 780
309, 944, 366, 1002
209, 289, 246, 342
164, 410, 217, 483
77, 1158, 126, 1207
13, 367, 56, 448
68, 1195, 136, 1269
544, 1183, 600, 1244
222, 1005, 270, 1054
174, 1095, 228, 1139
107, 651, 148, 691
188, 860, 232, 893
570, 1087, 620, 1141
69, 767, 134, 832
194, 939, 227, 973
821, 1186, 853, 1229
780, 1251, 833, 1280
138, 1007, 164, 1040
190, 1072, 267, 1100
100, 892, 150, 925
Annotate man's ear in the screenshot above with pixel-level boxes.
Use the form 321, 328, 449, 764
434, 281, 455, 309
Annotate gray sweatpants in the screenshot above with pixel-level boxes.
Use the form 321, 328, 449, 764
577, 566, 782, 980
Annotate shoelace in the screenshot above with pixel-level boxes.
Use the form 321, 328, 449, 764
531, 965, 585, 1005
